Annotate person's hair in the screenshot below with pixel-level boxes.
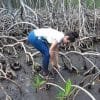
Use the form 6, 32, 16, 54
66, 31, 79, 42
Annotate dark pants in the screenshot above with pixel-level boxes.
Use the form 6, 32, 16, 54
28, 31, 50, 73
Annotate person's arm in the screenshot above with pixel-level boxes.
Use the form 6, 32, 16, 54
49, 40, 59, 68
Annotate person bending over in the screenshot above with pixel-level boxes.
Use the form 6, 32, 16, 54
28, 28, 79, 76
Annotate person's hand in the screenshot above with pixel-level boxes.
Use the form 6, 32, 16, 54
52, 64, 61, 70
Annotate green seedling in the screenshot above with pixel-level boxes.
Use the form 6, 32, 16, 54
57, 79, 72, 100
32, 74, 46, 92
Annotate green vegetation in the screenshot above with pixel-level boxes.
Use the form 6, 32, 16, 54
32, 74, 46, 92
57, 79, 72, 100
1, 0, 100, 10
65, 0, 100, 8
95, 0, 100, 8
32, 75, 72, 99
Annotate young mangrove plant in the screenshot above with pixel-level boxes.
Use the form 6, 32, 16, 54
57, 79, 72, 100
32, 74, 46, 92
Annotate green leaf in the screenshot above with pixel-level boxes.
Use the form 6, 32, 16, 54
39, 81, 46, 86
32, 75, 46, 89
65, 79, 72, 96
36, 75, 40, 84
57, 91, 65, 100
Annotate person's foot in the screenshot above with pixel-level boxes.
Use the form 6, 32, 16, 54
40, 70, 54, 80
52, 68, 58, 75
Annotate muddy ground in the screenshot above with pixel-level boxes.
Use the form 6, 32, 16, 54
0, 41, 100, 100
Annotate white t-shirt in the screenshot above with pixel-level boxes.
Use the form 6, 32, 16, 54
34, 28, 64, 44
